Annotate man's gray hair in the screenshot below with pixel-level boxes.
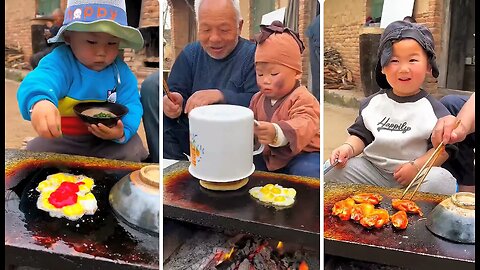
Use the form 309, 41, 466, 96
194, 0, 242, 23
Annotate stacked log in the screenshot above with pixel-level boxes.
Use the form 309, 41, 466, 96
324, 46, 354, 90
5, 45, 28, 69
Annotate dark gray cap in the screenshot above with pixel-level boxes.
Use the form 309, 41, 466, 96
375, 20, 439, 89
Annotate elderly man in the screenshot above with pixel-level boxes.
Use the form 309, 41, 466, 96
30, 8, 65, 69
162, 0, 259, 160
44, 8, 64, 39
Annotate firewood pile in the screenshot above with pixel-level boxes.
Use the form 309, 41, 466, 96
324, 46, 355, 90
5, 45, 29, 69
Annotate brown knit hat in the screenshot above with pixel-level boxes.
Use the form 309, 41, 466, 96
254, 21, 305, 73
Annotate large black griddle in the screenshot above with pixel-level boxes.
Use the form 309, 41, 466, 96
5, 149, 159, 270
324, 182, 475, 270
163, 161, 320, 251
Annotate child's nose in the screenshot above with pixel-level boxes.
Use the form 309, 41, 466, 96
262, 76, 271, 84
96, 45, 107, 56
399, 63, 410, 73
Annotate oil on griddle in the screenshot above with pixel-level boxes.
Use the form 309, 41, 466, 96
163, 162, 320, 251
5, 150, 159, 269
324, 182, 474, 268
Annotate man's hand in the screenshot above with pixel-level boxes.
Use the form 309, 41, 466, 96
88, 120, 125, 140
163, 92, 183, 119
184, 89, 224, 114
30, 100, 62, 138
253, 121, 276, 145
432, 115, 466, 146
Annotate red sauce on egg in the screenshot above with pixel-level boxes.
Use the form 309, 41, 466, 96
48, 181, 84, 208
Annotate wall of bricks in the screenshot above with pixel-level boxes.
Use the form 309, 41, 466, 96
140, 0, 160, 28
5, 0, 158, 85
126, 0, 160, 86
168, 0, 193, 59
239, 0, 251, 39
5, 0, 39, 63
324, 0, 445, 93
298, 0, 314, 87
324, 1, 366, 88
410, 0, 443, 92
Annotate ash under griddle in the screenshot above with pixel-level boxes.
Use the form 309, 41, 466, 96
163, 220, 319, 270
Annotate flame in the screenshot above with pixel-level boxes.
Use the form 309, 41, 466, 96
224, 247, 235, 260
299, 260, 309, 270
276, 241, 284, 249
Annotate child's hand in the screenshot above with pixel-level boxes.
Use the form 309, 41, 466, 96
163, 92, 183, 119
88, 120, 125, 141
330, 143, 354, 168
393, 162, 418, 186
30, 100, 62, 138
254, 121, 276, 145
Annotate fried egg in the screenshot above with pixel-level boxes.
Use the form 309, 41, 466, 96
36, 173, 98, 221
249, 184, 296, 207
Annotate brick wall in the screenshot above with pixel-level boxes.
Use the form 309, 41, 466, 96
5, 0, 39, 63
298, 0, 314, 86
6, 0, 157, 85
410, 0, 443, 92
324, 0, 445, 93
169, 0, 193, 59
140, 0, 160, 27
324, 1, 366, 88
126, 0, 160, 86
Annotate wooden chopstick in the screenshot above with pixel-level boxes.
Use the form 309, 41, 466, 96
405, 143, 444, 200
400, 119, 461, 200
163, 78, 173, 102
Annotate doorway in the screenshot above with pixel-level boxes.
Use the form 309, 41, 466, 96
445, 0, 475, 91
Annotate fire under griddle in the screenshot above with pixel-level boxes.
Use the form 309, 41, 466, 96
324, 182, 475, 270
5, 149, 159, 270
163, 218, 320, 270
163, 161, 320, 251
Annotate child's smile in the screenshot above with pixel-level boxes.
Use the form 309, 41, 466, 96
381, 38, 430, 96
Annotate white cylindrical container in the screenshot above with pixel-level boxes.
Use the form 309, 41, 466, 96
188, 104, 255, 182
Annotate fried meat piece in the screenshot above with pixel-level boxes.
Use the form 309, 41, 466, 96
332, 198, 356, 221
359, 208, 390, 229
391, 210, 408, 229
392, 199, 423, 216
350, 203, 375, 222
351, 193, 383, 205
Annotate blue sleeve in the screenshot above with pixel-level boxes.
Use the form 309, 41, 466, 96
114, 59, 143, 144
166, 48, 193, 109
222, 46, 258, 107
16, 46, 71, 120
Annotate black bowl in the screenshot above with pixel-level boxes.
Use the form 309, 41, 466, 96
73, 102, 128, 127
